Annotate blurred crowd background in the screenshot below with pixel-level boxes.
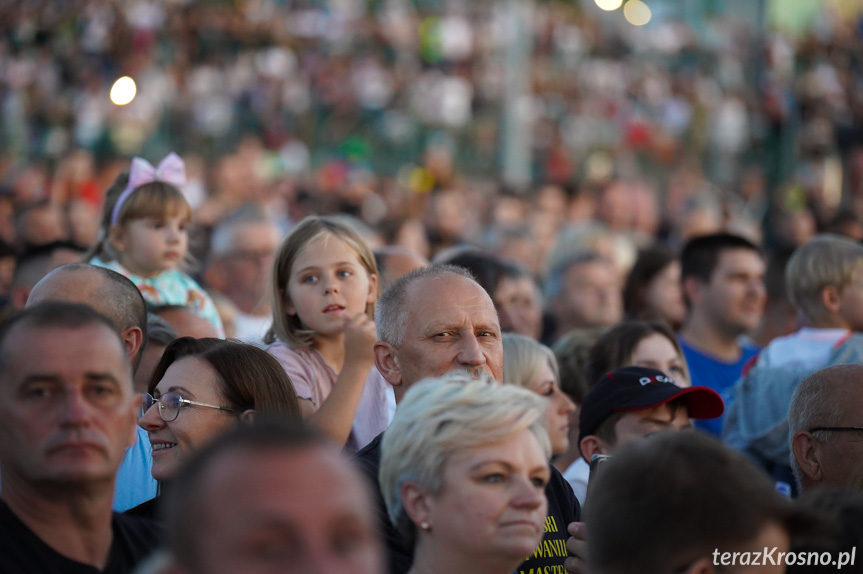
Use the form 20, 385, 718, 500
2, 0, 863, 291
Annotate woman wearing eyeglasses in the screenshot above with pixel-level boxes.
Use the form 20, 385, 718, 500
130, 337, 300, 517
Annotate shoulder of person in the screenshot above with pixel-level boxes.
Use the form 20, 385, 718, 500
352, 431, 384, 476
545, 463, 581, 523
112, 512, 162, 562
832, 332, 863, 357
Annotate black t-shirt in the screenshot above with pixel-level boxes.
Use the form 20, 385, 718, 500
0, 499, 161, 574
123, 496, 160, 521
353, 432, 581, 574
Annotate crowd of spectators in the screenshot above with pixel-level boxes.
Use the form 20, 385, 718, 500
3, 2, 863, 573
2, 1, 863, 277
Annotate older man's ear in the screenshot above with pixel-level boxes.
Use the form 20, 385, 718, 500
374, 341, 403, 388
792, 431, 822, 484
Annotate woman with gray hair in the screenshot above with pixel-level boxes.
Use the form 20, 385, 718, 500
380, 374, 552, 574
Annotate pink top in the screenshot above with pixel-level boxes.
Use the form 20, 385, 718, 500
266, 342, 391, 454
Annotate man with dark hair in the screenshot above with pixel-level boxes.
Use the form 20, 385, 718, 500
0, 302, 159, 571
678, 233, 765, 436
160, 421, 383, 574
586, 431, 807, 574
26, 262, 155, 511
358, 263, 581, 574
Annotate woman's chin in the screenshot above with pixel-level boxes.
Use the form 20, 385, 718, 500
150, 456, 179, 483
494, 531, 544, 561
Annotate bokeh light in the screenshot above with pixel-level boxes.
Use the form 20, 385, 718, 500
594, 0, 624, 11
110, 76, 137, 106
623, 0, 652, 26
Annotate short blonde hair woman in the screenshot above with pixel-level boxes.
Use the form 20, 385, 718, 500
380, 374, 551, 574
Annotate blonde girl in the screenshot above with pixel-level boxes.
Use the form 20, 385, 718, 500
87, 153, 224, 336
265, 215, 389, 452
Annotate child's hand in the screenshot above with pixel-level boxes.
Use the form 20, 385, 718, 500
343, 313, 377, 367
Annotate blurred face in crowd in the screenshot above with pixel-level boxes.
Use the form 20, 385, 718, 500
19, 204, 68, 247
556, 260, 623, 330
0, 322, 137, 488
376, 247, 428, 291
689, 248, 765, 337
629, 333, 689, 387
220, 222, 280, 306
376, 274, 503, 396
526, 362, 575, 454
139, 357, 238, 482
493, 275, 543, 341
644, 261, 686, 328
182, 445, 383, 574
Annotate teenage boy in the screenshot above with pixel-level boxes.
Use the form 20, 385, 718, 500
578, 366, 724, 469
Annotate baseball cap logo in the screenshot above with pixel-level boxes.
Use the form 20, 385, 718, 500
639, 374, 675, 386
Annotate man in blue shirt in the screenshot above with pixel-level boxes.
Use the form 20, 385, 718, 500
678, 233, 765, 436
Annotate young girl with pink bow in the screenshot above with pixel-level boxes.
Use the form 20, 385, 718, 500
87, 152, 224, 336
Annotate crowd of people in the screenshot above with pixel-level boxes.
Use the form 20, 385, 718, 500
1, 153, 863, 573
3, 1, 863, 574
3, 0, 863, 265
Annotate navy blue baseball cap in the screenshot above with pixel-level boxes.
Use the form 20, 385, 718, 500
579, 366, 724, 440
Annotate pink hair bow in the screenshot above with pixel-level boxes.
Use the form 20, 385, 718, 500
111, 152, 187, 226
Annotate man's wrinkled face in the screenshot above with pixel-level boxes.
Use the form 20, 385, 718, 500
385, 274, 504, 388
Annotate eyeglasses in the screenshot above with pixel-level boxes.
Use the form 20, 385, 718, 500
809, 426, 863, 434
139, 392, 237, 422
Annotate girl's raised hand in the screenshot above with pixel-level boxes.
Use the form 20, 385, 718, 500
342, 312, 377, 367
